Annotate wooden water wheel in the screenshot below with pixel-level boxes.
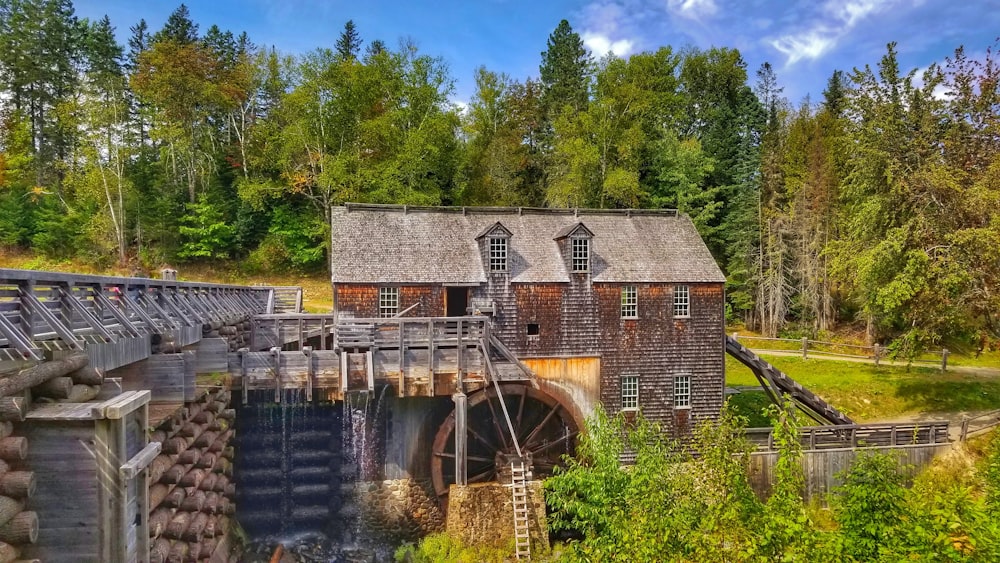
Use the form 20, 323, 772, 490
430, 383, 578, 502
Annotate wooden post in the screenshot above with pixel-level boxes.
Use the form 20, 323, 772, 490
961, 417, 969, 441
271, 347, 281, 403
801, 337, 808, 359
457, 319, 464, 390
873, 343, 881, 366
428, 320, 435, 397
941, 348, 949, 372
453, 391, 467, 486
304, 346, 313, 402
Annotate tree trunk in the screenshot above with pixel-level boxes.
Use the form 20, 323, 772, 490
179, 490, 205, 513
165, 511, 191, 540
181, 512, 208, 542
0, 498, 23, 528
65, 385, 100, 403
149, 507, 173, 539
0, 440, 26, 463
164, 486, 186, 509
0, 542, 17, 563
67, 366, 103, 386
0, 399, 25, 423
0, 512, 37, 544
150, 537, 171, 563
0, 355, 88, 398
0, 473, 34, 500
32, 377, 72, 399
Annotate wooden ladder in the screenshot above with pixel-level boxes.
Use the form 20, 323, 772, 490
511, 460, 531, 560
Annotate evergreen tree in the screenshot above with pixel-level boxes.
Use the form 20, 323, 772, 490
154, 3, 198, 44
822, 69, 847, 117
364, 38, 386, 62
335, 19, 361, 62
539, 19, 590, 116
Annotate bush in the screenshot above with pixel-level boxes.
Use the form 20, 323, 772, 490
394, 533, 510, 563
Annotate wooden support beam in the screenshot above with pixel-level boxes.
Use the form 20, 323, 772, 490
271, 347, 281, 403
0, 314, 41, 361
89, 286, 143, 337
453, 392, 467, 486
58, 284, 115, 342
120, 441, 162, 480
304, 346, 313, 402
18, 287, 84, 350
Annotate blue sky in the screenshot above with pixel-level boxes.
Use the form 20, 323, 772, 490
74, 0, 1000, 106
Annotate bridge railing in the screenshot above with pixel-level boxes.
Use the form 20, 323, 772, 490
0, 269, 273, 367
745, 421, 950, 451
335, 316, 487, 350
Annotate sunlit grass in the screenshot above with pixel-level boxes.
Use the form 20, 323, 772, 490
727, 354, 1000, 422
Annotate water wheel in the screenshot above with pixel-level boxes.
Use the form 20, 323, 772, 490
430, 383, 578, 501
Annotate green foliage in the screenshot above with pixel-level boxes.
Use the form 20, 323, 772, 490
832, 451, 907, 560
177, 197, 235, 260
394, 533, 510, 563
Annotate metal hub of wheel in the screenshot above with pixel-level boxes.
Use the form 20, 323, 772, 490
430, 383, 578, 501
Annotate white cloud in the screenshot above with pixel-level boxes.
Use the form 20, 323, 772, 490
666, 0, 718, 20
768, 0, 903, 66
579, 1, 642, 58
771, 31, 836, 65
582, 32, 636, 57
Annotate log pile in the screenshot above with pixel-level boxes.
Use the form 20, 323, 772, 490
148, 388, 237, 563
0, 358, 61, 562
153, 318, 251, 355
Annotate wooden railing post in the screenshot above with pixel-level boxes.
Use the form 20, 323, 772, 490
941, 348, 949, 372
873, 343, 881, 366
802, 337, 809, 359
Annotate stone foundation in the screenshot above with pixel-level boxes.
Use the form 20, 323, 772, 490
353, 478, 445, 543
445, 481, 549, 554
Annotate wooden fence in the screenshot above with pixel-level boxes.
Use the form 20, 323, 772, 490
959, 409, 1000, 440
745, 421, 950, 451
732, 333, 950, 371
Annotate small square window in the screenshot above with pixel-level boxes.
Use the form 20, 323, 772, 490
571, 238, 589, 272
621, 375, 639, 411
674, 375, 691, 408
489, 237, 507, 272
379, 287, 399, 318
526, 323, 540, 336
673, 285, 690, 318
621, 286, 637, 319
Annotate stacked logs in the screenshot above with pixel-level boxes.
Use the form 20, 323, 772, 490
148, 388, 237, 563
0, 357, 80, 561
153, 319, 251, 355
203, 320, 251, 353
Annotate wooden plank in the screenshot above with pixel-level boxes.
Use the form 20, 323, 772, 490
96, 390, 151, 420
120, 441, 161, 480
195, 338, 228, 374
26, 402, 102, 421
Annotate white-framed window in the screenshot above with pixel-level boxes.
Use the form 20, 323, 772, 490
571, 237, 589, 272
378, 287, 399, 318
673, 285, 690, 318
621, 374, 639, 411
489, 237, 507, 272
621, 286, 637, 319
674, 374, 691, 408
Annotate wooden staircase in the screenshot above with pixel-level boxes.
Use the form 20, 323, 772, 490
511, 460, 531, 560
267, 287, 303, 314
726, 335, 854, 426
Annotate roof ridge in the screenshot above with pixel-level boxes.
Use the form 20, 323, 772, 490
340, 203, 679, 217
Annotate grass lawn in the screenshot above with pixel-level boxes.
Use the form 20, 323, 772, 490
726, 354, 1000, 423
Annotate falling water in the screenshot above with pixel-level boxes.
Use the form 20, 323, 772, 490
235, 387, 392, 562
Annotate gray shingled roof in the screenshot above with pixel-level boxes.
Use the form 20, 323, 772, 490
330, 205, 726, 284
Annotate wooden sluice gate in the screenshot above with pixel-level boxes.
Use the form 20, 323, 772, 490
233, 315, 535, 401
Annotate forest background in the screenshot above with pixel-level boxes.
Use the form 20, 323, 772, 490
0, 1, 998, 355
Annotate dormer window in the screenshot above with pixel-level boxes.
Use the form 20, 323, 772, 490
555, 222, 594, 275
476, 221, 512, 275
572, 238, 589, 272
489, 237, 507, 271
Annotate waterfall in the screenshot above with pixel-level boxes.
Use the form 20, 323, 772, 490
235, 387, 392, 561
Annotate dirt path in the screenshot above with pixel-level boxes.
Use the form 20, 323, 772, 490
751, 349, 1000, 377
